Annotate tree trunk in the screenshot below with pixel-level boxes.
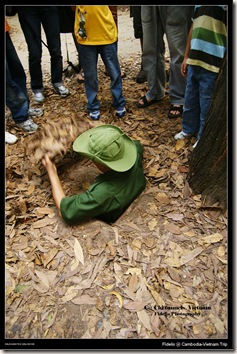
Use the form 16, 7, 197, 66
188, 57, 227, 209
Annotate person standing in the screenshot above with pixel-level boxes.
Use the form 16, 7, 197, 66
137, 6, 194, 119
57, 6, 83, 83
74, 5, 126, 120
17, 6, 70, 104
159, 6, 194, 118
174, 5, 227, 148
130, 6, 146, 84
5, 19, 42, 141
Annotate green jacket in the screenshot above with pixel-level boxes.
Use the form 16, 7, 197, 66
60, 141, 146, 225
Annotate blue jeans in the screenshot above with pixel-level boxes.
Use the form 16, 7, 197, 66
17, 6, 63, 92
6, 32, 29, 123
77, 42, 126, 112
182, 65, 218, 140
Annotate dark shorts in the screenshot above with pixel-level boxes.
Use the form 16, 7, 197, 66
130, 6, 143, 39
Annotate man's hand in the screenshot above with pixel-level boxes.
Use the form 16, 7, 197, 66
42, 153, 65, 215
181, 59, 188, 76
42, 153, 57, 174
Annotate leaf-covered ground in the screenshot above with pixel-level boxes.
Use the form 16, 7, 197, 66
5, 8, 227, 342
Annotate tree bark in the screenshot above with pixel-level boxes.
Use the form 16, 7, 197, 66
188, 57, 227, 209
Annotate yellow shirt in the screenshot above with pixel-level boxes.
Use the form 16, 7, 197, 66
74, 5, 117, 45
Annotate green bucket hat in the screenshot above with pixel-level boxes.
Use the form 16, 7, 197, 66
73, 124, 137, 172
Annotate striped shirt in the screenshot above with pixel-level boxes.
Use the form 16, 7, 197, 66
187, 5, 227, 73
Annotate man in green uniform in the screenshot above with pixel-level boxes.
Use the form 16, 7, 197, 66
42, 124, 146, 225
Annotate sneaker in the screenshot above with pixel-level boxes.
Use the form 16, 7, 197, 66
34, 91, 45, 104
5, 131, 18, 144
17, 118, 39, 133
28, 107, 44, 117
89, 111, 100, 120
115, 107, 126, 118
53, 85, 70, 97
174, 131, 190, 140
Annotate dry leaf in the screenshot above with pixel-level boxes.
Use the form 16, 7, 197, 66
108, 291, 123, 308
180, 247, 203, 265
35, 270, 50, 289
147, 286, 165, 306
183, 180, 190, 198
166, 213, 184, 221
129, 273, 138, 293
193, 324, 202, 335
131, 239, 142, 250
70, 259, 79, 271
32, 283, 49, 294
44, 310, 58, 330
148, 219, 158, 231
137, 310, 152, 332
123, 301, 146, 312
25, 184, 35, 195
150, 313, 160, 336
142, 237, 155, 248
125, 268, 141, 276
200, 233, 223, 245
175, 139, 185, 150
164, 257, 181, 267
61, 287, 79, 303
165, 222, 181, 235
101, 284, 115, 290
209, 314, 225, 334
18, 199, 27, 214
71, 295, 96, 305
168, 268, 181, 282
42, 248, 58, 268
217, 245, 226, 257
124, 222, 141, 231
155, 192, 170, 204
36, 207, 55, 215
107, 240, 116, 256
74, 238, 84, 265
33, 218, 55, 229
183, 231, 196, 237
216, 256, 227, 264
192, 275, 202, 286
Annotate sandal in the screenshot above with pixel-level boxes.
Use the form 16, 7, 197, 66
136, 95, 157, 108
168, 104, 183, 118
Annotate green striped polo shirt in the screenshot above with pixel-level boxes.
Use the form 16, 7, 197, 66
187, 5, 227, 73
